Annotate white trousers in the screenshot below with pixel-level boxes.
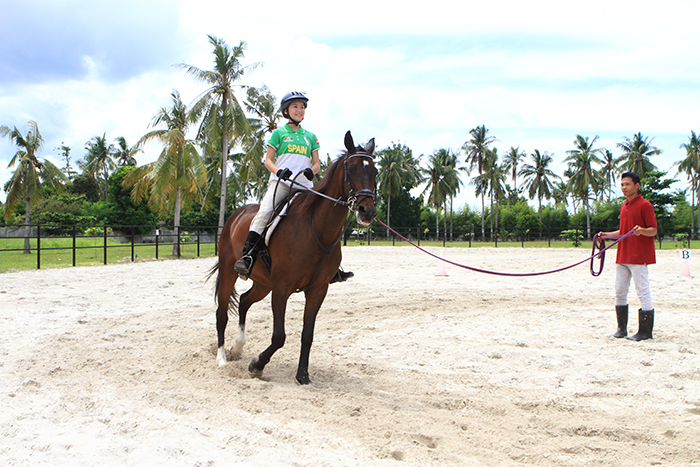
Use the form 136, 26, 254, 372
615, 263, 653, 311
249, 182, 296, 234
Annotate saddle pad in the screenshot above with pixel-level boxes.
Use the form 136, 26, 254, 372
265, 193, 302, 246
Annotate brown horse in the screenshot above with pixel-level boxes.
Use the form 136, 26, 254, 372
210, 131, 377, 384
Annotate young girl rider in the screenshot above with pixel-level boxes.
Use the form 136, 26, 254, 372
234, 91, 353, 284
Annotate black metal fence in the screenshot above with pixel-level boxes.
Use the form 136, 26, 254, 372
0, 224, 218, 269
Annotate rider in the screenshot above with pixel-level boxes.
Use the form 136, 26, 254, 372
234, 91, 354, 284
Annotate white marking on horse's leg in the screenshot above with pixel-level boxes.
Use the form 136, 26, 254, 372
216, 346, 228, 367
230, 325, 246, 360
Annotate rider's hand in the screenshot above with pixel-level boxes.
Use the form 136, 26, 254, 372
302, 168, 314, 181
276, 168, 293, 180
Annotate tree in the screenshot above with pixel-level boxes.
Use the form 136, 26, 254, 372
81, 133, 116, 202
234, 85, 282, 202
420, 151, 450, 238
462, 124, 497, 239
616, 132, 660, 179
502, 146, 525, 191
1, 121, 67, 252
676, 130, 700, 239
639, 171, 677, 237
565, 135, 605, 239
599, 149, 617, 202
180, 34, 260, 234
482, 148, 506, 240
113, 136, 139, 166
56, 143, 76, 183
376, 142, 419, 236
519, 149, 560, 225
126, 90, 206, 256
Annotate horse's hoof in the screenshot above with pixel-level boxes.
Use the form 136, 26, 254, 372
216, 347, 228, 367
296, 370, 311, 385
248, 358, 263, 378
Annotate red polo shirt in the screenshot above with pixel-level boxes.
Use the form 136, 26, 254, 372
616, 195, 657, 265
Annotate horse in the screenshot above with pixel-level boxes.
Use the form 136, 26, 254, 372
209, 131, 378, 385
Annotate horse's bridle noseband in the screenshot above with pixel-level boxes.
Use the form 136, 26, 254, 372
343, 152, 377, 213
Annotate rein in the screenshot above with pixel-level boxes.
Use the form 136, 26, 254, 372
288, 151, 377, 211
374, 217, 635, 277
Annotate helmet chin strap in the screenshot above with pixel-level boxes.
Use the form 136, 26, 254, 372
284, 111, 303, 127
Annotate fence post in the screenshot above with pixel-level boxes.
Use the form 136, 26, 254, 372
176, 225, 181, 258
197, 228, 201, 257
103, 226, 107, 265
131, 227, 135, 262
37, 225, 41, 269
214, 230, 218, 256
417, 226, 420, 247
72, 225, 77, 266
155, 229, 159, 259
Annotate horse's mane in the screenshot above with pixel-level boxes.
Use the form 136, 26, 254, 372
294, 152, 346, 214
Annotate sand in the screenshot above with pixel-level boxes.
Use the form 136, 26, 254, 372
0, 246, 698, 466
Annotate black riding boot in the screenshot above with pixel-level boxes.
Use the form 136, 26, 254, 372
329, 268, 354, 284
627, 309, 654, 341
613, 304, 628, 338
234, 231, 261, 281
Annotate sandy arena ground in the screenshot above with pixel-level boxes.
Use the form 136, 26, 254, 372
1, 245, 699, 466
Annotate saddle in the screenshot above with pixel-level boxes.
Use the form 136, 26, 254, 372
257, 192, 302, 275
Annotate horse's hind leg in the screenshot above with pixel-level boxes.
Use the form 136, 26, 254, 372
231, 282, 270, 360
216, 269, 238, 367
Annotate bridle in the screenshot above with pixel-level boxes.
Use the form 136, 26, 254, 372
288, 151, 377, 213
343, 152, 377, 213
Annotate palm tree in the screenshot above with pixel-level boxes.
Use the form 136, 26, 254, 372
126, 90, 206, 256
519, 149, 560, 225
441, 149, 465, 240
113, 136, 139, 167
462, 124, 497, 239
420, 152, 450, 239
1, 121, 67, 252
376, 142, 419, 235
237, 85, 282, 201
676, 130, 700, 238
180, 35, 260, 234
483, 148, 506, 240
565, 135, 605, 238
616, 132, 660, 179
81, 133, 116, 202
502, 146, 525, 192
599, 149, 617, 202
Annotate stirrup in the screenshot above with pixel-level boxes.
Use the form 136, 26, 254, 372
234, 255, 253, 280
330, 269, 354, 284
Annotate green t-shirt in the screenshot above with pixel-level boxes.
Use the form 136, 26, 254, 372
267, 124, 320, 188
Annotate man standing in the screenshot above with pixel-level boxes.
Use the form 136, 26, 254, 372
598, 172, 658, 341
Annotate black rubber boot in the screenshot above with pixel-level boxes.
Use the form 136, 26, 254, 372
627, 309, 654, 341
329, 268, 354, 284
613, 305, 628, 338
234, 231, 261, 281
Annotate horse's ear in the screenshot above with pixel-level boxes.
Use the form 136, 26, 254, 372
344, 131, 355, 153
365, 138, 375, 156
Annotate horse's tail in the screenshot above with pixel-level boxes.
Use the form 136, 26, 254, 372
206, 260, 240, 317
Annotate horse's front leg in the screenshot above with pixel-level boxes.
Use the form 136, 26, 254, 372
296, 286, 329, 385
249, 290, 289, 377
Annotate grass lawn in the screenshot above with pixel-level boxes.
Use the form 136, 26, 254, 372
0, 236, 217, 273
1, 236, 697, 274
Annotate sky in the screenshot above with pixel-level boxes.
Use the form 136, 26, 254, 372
1, 0, 699, 210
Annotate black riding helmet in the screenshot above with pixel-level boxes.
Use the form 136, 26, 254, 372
280, 91, 308, 124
